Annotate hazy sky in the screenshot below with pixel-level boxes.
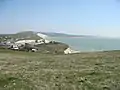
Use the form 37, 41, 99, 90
0, 0, 120, 37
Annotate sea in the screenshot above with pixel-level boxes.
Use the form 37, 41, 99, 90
49, 37, 120, 52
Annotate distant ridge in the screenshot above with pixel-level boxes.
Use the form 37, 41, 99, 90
0, 31, 42, 40
0, 31, 96, 39
12, 31, 42, 40
39, 32, 95, 37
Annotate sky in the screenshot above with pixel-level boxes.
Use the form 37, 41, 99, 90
0, 0, 120, 37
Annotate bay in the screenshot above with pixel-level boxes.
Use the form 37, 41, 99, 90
49, 37, 120, 52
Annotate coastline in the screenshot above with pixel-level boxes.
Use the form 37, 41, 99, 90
2, 31, 120, 54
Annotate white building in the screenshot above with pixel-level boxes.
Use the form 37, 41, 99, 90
15, 40, 36, 45
15, 39, 50, 45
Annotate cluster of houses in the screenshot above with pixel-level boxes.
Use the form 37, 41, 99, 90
0, 36, 52, 52
8, 39, 52, 52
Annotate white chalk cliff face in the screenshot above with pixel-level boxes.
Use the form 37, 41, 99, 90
64, 48, 80, 54
37, 33, 50, 43
37, 33, 48, 39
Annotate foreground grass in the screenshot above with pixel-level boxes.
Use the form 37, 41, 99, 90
0, 50, 120, 90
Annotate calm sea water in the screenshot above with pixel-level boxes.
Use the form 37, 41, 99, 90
49, 37, 120, 52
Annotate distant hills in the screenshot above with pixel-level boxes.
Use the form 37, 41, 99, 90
12, 31, 42, 39
0, 31, 95, 40
39, 32, 94, 37
0, 31, 42, 40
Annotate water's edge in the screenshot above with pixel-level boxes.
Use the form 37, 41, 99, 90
49, 37, 120, 52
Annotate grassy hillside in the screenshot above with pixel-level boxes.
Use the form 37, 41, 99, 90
35, 42, 69, 54
0, 49, 120, 90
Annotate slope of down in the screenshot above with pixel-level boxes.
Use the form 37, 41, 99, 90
0, 50, 120, 89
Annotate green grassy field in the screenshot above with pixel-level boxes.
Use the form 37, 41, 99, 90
0, 49, 120, 90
